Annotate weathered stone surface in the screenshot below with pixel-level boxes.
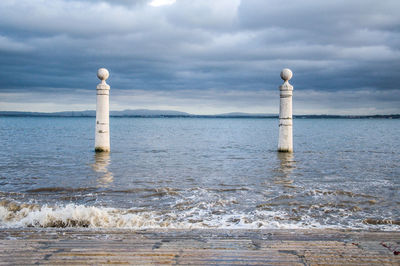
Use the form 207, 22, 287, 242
0, 229, 399, 265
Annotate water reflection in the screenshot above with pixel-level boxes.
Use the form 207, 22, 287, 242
274, 153, 296, 188
92, 152, 113, 187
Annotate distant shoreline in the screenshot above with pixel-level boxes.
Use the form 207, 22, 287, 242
0, 110, 399, 119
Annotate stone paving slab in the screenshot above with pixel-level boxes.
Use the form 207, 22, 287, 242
0, 229, 399, 265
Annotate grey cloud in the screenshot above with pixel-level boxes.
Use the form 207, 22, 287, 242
0, 35, 34, 52
0, 0, 399, 114
68, 0, 149, 7
238, 0, 400, 32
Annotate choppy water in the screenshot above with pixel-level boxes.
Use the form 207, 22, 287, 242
0, 117, 399, 230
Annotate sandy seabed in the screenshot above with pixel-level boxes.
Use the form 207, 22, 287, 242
0, 228, 399, 265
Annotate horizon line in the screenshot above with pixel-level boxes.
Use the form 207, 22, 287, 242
0, 110, 399, 118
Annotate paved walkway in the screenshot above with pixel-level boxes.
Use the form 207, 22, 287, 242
0, 229, 399, 265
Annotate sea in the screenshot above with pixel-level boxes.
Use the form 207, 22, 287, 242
0, 117, 399, 230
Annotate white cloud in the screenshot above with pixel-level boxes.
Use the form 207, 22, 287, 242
0, 35, 33, 52
149, 0, 176, 7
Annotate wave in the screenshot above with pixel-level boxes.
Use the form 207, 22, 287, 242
26, 187, 97, 193
25, 186, 181, 196
1, 200, 399, 230
0, 202, 170, 229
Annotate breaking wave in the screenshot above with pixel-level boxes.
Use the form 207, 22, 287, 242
1, 200, 399, 231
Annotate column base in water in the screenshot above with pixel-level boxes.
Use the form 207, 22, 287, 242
278, 121, 293, 153
95, 147, 110, 153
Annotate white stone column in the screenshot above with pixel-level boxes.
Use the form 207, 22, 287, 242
95, 68, 110, 152
278, 68, 293, 153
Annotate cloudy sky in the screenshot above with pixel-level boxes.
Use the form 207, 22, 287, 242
0, 0, 399, 115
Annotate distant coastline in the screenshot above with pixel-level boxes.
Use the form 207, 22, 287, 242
0, 110, 398, 119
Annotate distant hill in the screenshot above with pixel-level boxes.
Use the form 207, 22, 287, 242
111, 109, 191, 117
0, 109, 189, 117
0, 110, 96, 117
0, 109, 273, 118
0, 110, 398, 119
216, 112, 276, 118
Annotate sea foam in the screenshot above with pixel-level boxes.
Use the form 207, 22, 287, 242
1, 201, 399, 231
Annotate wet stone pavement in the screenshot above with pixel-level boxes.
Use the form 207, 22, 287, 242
0, 228, 399, 265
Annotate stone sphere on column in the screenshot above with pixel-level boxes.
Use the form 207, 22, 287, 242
280, 68, 293, 81
97, 68, 109, 81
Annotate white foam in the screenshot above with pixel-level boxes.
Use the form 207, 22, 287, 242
0, 203, 399, 231
0, 204, 182, 229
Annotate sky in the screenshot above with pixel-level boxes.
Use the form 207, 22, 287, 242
0, 0, 399, 115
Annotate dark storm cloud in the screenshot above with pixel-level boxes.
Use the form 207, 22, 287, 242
0, 0, 399, 114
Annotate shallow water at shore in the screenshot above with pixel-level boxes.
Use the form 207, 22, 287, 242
0, 117, 399, 230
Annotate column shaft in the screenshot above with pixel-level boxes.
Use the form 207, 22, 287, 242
95, 82, 110, 152
278, 80, 293, 152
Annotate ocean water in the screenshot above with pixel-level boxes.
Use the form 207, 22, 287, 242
0, 117, 399, 230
